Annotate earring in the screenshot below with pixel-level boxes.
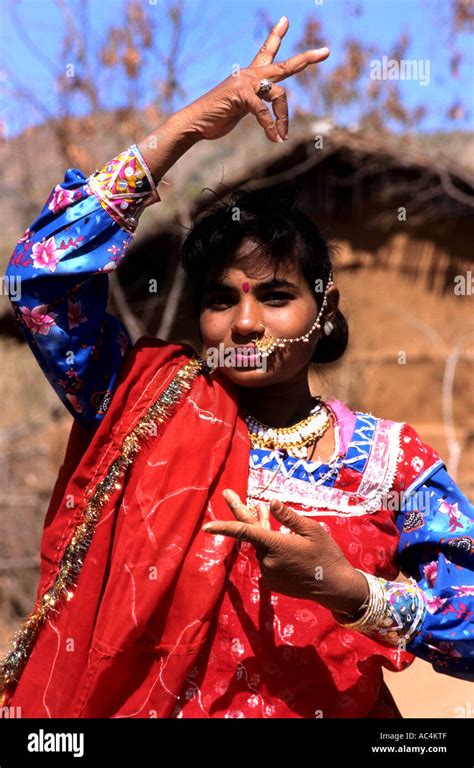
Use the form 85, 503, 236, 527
323, 320, 334, 336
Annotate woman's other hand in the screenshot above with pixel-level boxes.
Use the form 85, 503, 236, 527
178, 16, 329, 144
202, 488, 368, 618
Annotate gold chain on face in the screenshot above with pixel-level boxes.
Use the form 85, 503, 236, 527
250, 273, 335, 358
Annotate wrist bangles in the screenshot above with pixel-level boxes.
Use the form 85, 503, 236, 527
332, 568, 427, 647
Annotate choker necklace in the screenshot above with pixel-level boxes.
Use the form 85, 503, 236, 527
242, 399, 330, 459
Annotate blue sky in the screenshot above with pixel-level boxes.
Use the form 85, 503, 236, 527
1, 0, 473, 137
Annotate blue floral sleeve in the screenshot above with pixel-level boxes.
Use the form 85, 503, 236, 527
333, 422, 473, 682
4, 145, 160, 432
396, 460, 474, 681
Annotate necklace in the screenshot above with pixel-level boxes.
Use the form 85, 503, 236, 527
244, 402, 337, 516
243, 399, 330, 459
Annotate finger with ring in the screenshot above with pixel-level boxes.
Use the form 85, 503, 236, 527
255, 82, 288, 140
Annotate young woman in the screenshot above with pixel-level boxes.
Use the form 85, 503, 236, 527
2, 17, 473, 718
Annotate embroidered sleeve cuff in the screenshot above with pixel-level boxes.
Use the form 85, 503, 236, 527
88, 144, 161, 233
333, 573, 427, 648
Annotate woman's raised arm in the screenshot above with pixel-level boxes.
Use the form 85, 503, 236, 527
4, 16, 329, 432
4, 138, 192, 432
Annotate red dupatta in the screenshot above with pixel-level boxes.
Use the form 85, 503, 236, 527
1, 336, 418, 717
1, 336, 250, 716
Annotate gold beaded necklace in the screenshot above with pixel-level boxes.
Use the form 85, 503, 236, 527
242, 400, 330, 459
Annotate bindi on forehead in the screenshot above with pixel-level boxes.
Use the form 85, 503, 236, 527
242, 281, 250, 293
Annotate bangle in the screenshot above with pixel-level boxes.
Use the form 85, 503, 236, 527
88, 144, 161, 233
333, 569, 427, 647
336, 572, 371, 621
335, 570, 386, 627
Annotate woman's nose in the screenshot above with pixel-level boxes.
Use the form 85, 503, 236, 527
231, 309, 264, 341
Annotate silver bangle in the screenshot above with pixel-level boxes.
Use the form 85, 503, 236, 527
332, 569, 427, 647
335, 569, 388, 630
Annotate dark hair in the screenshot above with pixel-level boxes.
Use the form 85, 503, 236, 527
180, 185, 348, 364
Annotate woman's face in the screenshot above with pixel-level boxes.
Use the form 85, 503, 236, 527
198, 244, 336, 388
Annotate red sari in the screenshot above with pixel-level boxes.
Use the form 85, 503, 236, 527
1, 337, 422, 718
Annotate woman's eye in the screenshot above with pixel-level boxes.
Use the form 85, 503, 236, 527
207, 296, 232, 308
205, 292, 293, 309
264, 292, 293, 305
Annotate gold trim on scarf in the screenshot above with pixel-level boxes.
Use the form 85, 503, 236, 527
0, 356, 207, 702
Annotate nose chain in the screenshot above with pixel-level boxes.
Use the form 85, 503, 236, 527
251, 271, 334, 357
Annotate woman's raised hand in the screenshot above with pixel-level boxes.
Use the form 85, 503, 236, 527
180, 16, 329, 144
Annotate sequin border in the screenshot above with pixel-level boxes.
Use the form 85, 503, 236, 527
0, 356, 207, 702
